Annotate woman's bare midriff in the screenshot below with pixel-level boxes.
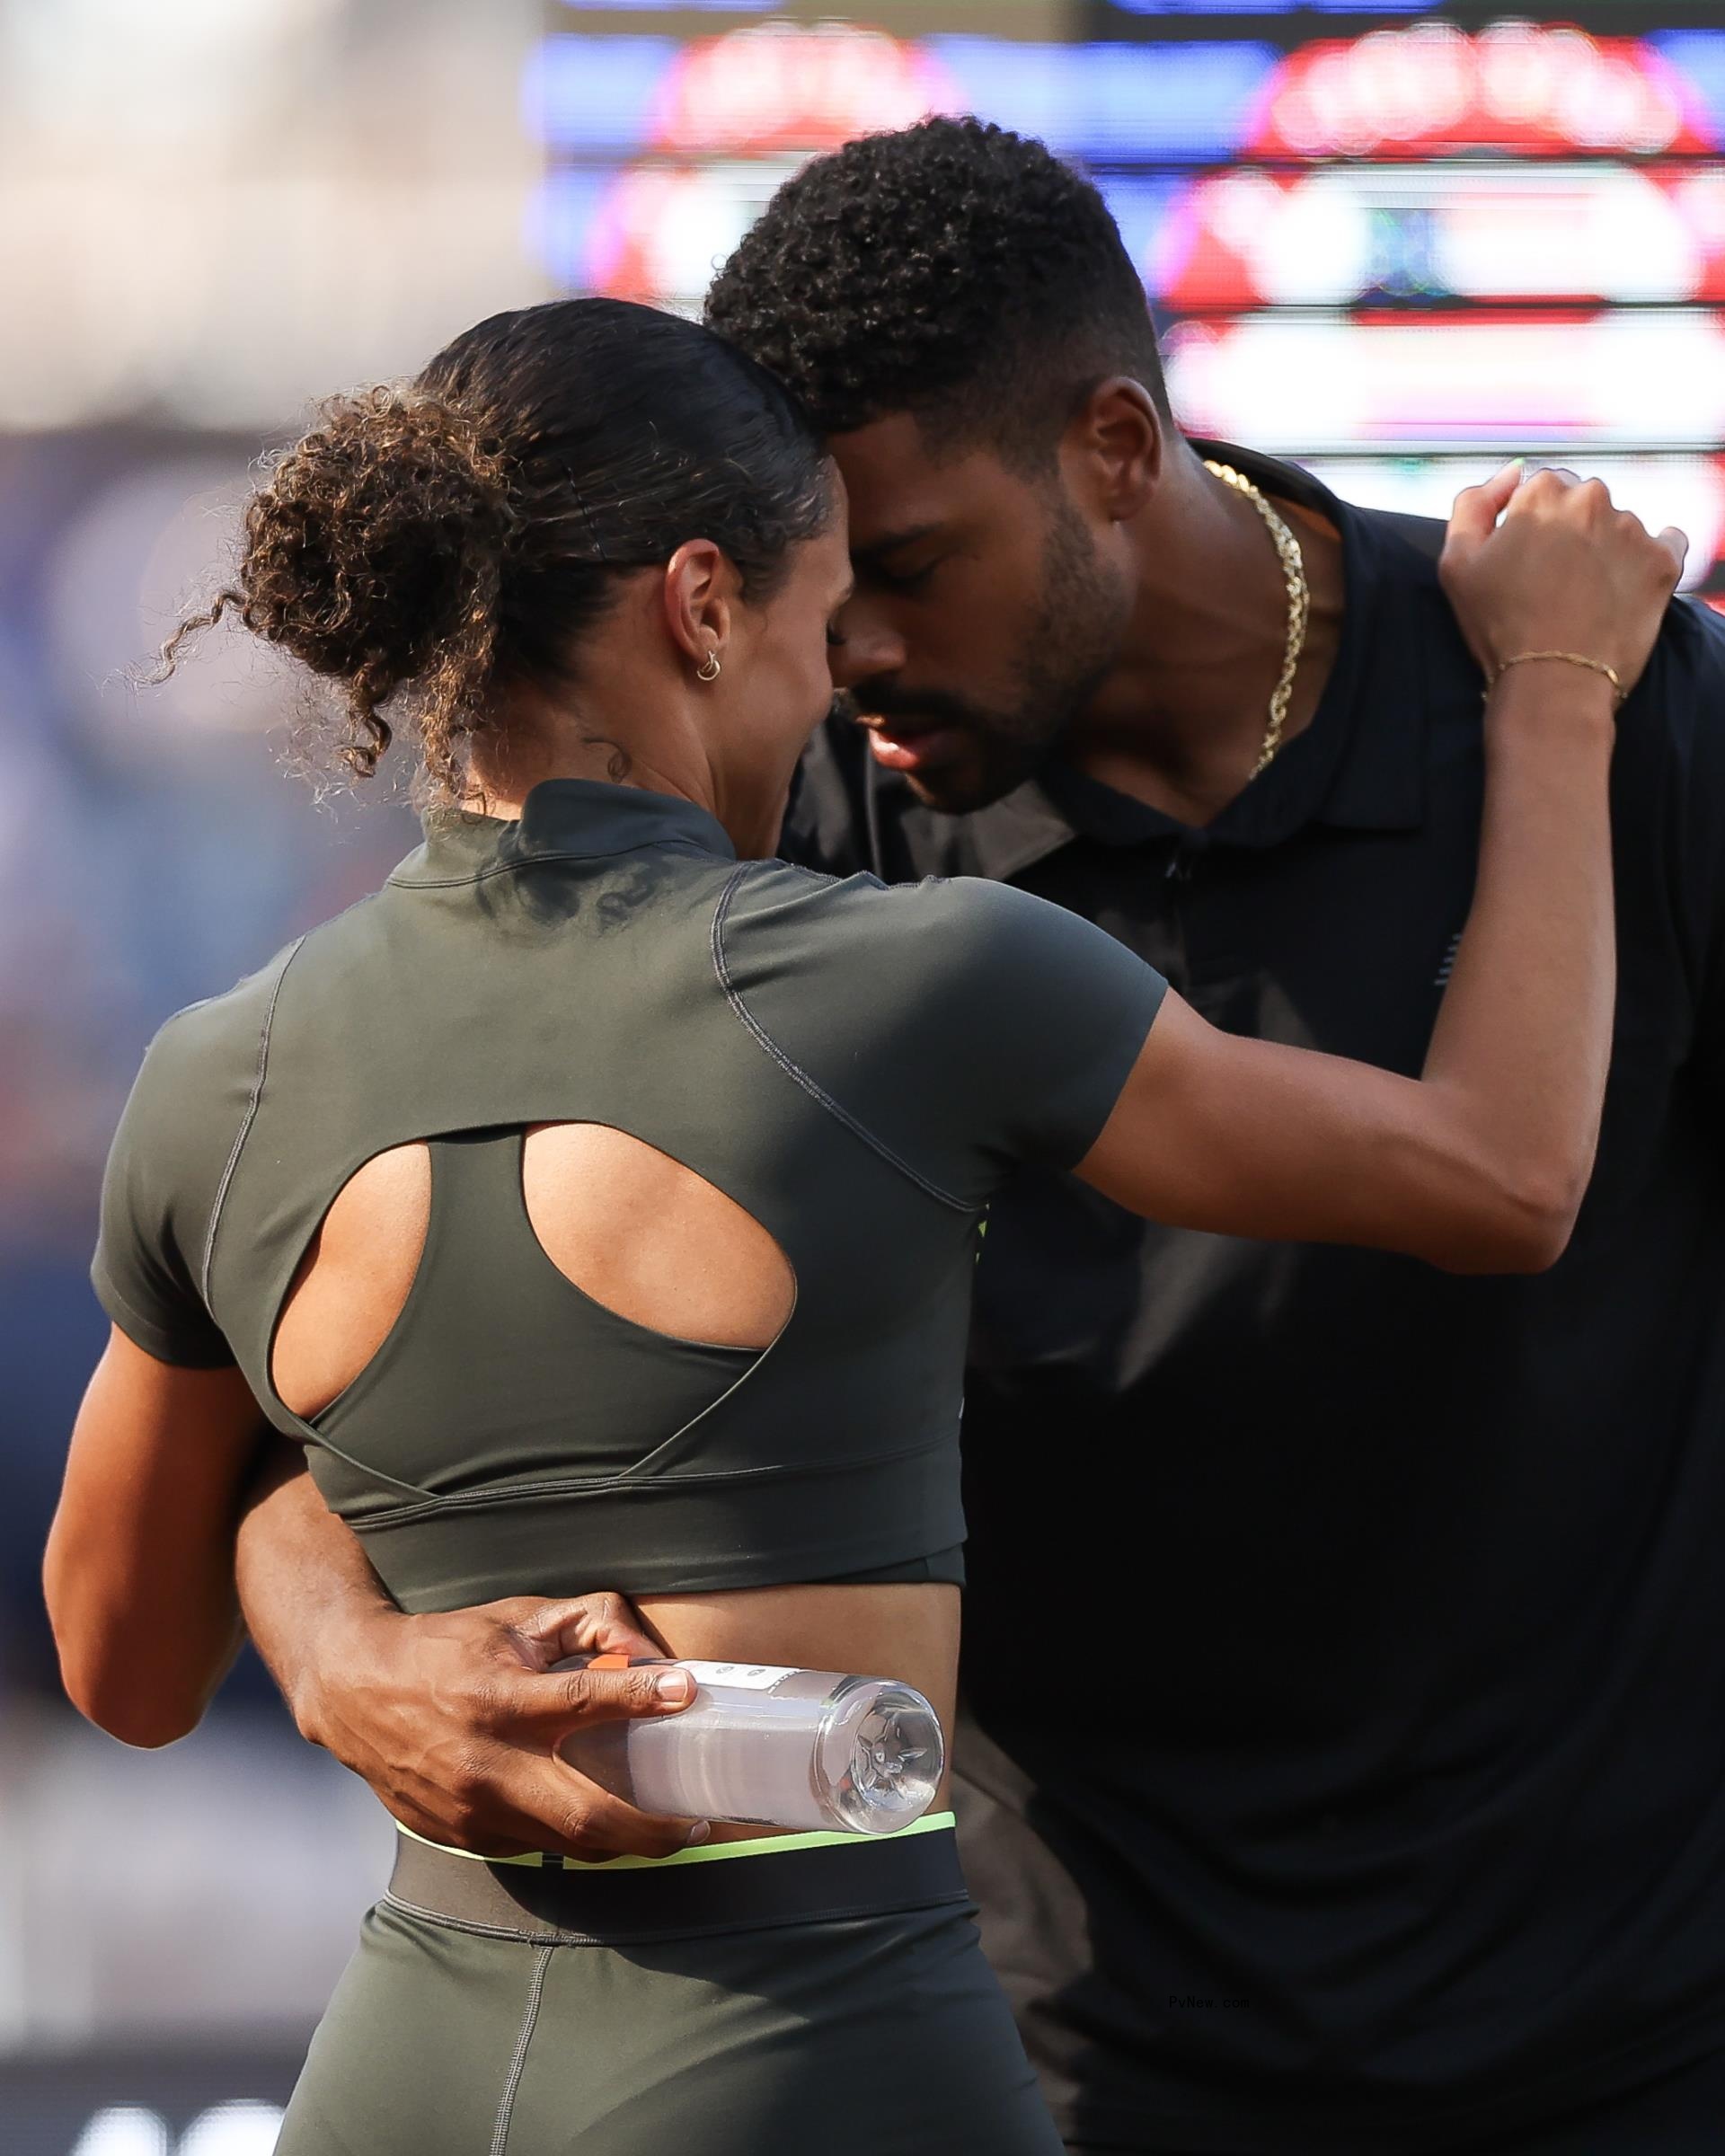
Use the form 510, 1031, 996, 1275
633, 1579, 961, 1838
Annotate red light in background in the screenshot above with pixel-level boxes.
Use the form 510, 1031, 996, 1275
1252, 21, 1708, 162
646, 22, 952, 157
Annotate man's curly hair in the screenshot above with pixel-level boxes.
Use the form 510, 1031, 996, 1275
704, 116, 1167, 465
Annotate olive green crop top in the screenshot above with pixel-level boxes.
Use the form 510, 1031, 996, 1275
93, 781, 1165, 1613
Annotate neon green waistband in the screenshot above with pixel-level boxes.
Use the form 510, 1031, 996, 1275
393, 1808, 957, 1873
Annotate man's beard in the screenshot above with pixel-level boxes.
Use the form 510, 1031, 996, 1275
856, 498, 1126, 815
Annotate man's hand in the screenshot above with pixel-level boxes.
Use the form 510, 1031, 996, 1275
291, 1589, 707, 1861
235, 1445, 705, 1861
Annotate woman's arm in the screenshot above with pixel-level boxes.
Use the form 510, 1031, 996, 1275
46, 1360, 706, 1851
1078, 467, 1685, 1270
44, 1326, 263, 1745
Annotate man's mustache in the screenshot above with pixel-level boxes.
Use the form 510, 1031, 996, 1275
831, 685, 981, 733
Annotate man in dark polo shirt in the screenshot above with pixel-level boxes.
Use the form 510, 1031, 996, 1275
229, 121, 1725, 2152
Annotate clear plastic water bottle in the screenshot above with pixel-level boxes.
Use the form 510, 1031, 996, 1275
557, 1658, 944, 1835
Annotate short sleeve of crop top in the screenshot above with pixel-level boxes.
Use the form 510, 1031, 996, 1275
715, 865, 1169, 1212
91, 984, 270, 1370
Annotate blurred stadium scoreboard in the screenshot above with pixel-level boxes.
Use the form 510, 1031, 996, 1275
532, 2, 1725, 605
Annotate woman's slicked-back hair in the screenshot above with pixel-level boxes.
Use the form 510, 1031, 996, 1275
162, 299, 831, 801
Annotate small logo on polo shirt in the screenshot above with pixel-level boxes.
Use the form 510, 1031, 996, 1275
1435, 931, 1463, 989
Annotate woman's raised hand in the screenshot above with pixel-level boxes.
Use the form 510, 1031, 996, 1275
1439, 463, 1686, 699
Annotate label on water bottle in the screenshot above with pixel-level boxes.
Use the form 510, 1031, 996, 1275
672, 1659, 789, 1692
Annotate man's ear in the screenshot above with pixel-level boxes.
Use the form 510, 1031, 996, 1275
661, 540, 736, 668
1065, 376, 1164, 524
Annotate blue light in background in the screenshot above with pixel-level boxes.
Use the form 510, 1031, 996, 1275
526, 34, 1274, 163
529, 170, 615, 287
523, 36, 676, 152
524, 27, 1725, 178
927, 40, 1274, 161
1094, 175, 1187, 282
1654, 31, 1725, 149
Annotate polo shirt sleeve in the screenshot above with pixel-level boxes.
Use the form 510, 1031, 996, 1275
92, 1011, 237, 1369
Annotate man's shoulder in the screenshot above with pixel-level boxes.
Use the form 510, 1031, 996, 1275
1636, 597, 1725, 773
1228, 442, 1448, 582
1332, 480, 1725, 691
1651, 591, 1725, 679
1333, 485, 1725, 751
1352, 501, 1446, 568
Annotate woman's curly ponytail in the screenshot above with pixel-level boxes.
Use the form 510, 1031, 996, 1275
156, 299, 830, 805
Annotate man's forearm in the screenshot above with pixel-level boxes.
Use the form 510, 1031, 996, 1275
231, 1438, 703, 1859
234, 1438, 395, 1731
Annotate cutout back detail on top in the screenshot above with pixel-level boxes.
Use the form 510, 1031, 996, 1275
272, 1127, 794, 1423
272, 1141, 431, 1423
314, 1129, 765, 1493
520, 1121, 796, 1351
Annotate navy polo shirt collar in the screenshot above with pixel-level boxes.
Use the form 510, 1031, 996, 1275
951, 439, 1436, 879
395, 778, 738, 886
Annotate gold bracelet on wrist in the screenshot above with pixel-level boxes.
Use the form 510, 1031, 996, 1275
1484, 649, 1626, 708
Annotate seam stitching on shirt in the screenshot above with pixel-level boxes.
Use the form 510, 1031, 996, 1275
387, 837, 715, 890
347, 1428, 951, 1528
609, 1301, 791, 1483
709, 863, 969, 1214
299, 1430, 434, 1505
490, 1942, 552, 2156
200, 938, 305, 1305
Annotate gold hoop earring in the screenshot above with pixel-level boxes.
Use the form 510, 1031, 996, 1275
696, 648, 721, 684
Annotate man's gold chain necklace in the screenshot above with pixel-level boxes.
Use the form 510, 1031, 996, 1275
1204, 459, 1311, 779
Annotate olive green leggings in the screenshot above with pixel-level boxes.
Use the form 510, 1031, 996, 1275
277, 1824, 1064, 2155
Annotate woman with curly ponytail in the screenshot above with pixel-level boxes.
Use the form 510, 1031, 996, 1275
167, 388, 517, 794
162, 300, 834, 819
